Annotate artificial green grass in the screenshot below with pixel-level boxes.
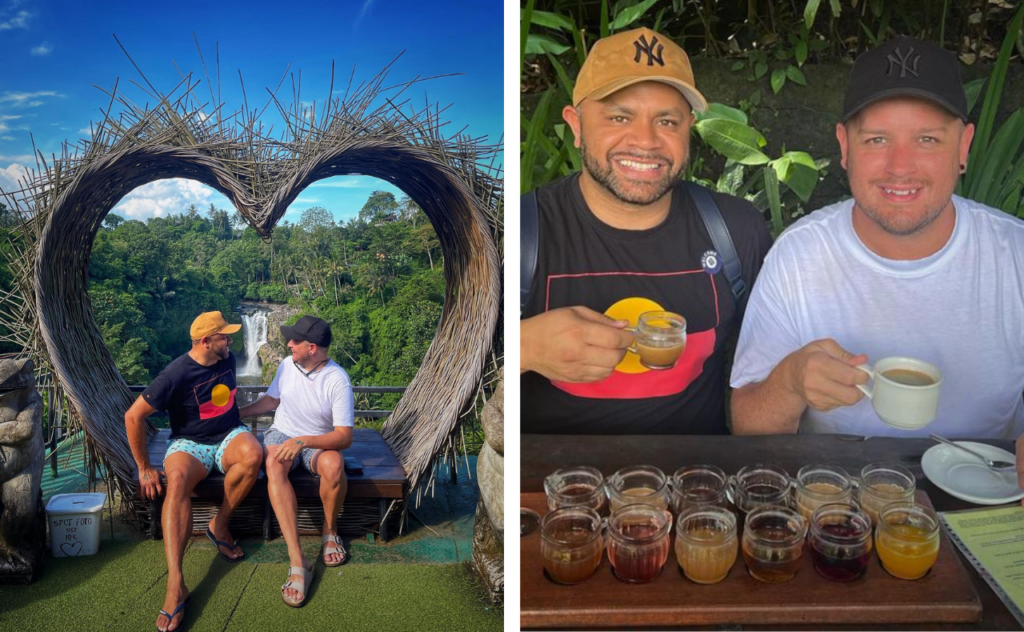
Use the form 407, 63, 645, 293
0, 539, 500, 631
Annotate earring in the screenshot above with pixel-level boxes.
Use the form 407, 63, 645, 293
960, 163, 967, 174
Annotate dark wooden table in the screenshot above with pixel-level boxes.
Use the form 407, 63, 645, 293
521, 433, 1024, 630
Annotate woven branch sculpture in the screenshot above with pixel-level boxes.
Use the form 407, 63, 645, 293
0, 57, 503, 517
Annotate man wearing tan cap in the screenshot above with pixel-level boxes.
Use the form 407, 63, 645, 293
520, 27, 772, 435
125, 311, 263, 632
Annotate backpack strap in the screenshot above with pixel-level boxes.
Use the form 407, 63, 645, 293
684, 181, 747, 301
520, 190, 540, 315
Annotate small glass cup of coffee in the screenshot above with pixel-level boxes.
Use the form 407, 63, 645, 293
670, 464, 730, 515
607, 503, 673, 583
793, 464, 853, 522
808, 502, 873, 582
855, 357, 942, 429
540, 506, 606, 584
545, 465, 607, 515
741, 505, 807, 583
730, 463, 793, 523
626, 311, 687, 370
675, 504, 738, 584
606, 465, 670, 513
856, 462, 916, 526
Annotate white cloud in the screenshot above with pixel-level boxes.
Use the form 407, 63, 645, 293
0, 154, 34, 162
78, 127, 92, 135
353, 0, 375, 30
0, 10, 29, 31
0, 91, 62, 108
111, 178, 225, 220
30, 42, 51, 56
0, 163, 29, 194
0, 115, 21, 121
308, 178, 368, 189
0, 136, 13, 141
293, 197, 320, 203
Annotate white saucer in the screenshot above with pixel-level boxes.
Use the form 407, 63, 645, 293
921, 441, 1023, 505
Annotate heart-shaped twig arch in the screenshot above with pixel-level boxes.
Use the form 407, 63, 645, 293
1, 59, 503, 516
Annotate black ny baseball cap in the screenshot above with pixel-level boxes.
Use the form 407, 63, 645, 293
281, 315, 332, 348
842, 36, 968, 123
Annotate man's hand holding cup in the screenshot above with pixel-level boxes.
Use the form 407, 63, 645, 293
521, 306, 634, 383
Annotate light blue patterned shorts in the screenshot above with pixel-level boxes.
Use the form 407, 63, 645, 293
263, 428, 319, 475
166, 425, 250, 476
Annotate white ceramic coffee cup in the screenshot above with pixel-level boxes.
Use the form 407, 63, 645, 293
854, 357, 942, 429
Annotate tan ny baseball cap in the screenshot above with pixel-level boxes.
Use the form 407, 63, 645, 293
573, 27, 708, 112
190, 311, 241, 340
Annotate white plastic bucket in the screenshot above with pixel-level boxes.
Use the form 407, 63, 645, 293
46, 492, 106, 557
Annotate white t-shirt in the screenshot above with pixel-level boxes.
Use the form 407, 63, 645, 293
731, 195, 1024, 439
266, 359, 354, 437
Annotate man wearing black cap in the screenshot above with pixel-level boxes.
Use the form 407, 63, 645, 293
730, 35, 1024, 465
238, 315, 354, 606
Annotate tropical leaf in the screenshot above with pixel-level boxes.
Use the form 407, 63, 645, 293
804, 0, 823, 29
770, 68, 787, 94
785, 66, 808, 86
525, 9, 575, 32
610, 0, 659, 31
526, 34, 571, 56
694, 118, 770, 165
698, 103, 749, 124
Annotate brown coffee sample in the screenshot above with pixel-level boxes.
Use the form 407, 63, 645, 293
882, 368, 935, 386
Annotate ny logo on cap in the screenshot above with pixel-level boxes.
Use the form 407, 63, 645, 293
885, 46, 920, 78
633, 34, 665, 67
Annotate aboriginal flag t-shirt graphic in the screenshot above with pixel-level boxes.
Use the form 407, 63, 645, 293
521, 175, 772, 435
142, 352, 242, 444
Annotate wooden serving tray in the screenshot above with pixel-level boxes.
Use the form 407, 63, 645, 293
520, 491, 982, 629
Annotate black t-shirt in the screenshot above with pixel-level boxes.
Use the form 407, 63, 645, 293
142, 351, 242, 444
521, 174, 773, 435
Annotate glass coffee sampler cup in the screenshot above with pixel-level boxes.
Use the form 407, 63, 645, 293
540, 506, 605, 585
741, 505, 807, 583
545, 465, 607, 515
670, 464, 730, 515
731, 464, 793, 522
794, 464, 854, 522
807, 503, 873, 582
606, 465, 670, 513
626, 311, 687, 370
607, 503, 673, 583
875, 503, 941, 580
675, 505, 738, 584
856, 462, 916, 526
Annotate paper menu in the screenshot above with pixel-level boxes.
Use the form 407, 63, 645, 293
940, 505, 1024, 628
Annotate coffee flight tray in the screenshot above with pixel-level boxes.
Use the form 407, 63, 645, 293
520, 491, 982, 628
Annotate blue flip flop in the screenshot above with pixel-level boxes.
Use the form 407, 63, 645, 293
206, 527, 243, 562
157, 594, 190, 632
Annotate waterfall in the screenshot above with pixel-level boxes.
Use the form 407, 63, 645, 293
239, 310, 268, 376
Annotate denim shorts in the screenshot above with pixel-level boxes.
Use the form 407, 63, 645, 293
165, 425, 250, 476
262, 428, 319, 475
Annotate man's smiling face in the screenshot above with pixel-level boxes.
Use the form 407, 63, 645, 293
837, 96, 974, 237
566, 81, 693, 207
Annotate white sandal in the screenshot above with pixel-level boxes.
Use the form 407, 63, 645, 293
322, 534, 348, 567
281, 562, 313, 607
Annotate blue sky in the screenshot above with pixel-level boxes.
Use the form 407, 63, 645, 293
0, 0, 503, 224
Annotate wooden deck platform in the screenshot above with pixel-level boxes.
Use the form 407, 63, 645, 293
137, 427, 408, 542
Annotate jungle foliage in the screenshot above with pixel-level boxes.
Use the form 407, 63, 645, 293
78, 190, 443, 387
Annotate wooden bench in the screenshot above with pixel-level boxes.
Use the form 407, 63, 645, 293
137, 427, 408, 542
